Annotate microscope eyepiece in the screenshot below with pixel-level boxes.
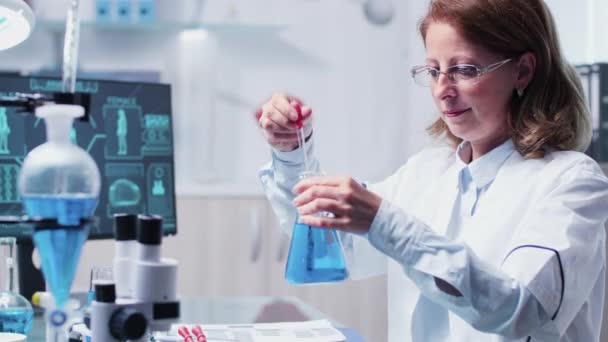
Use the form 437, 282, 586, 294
137, 215, 163, 245
114, 213, 138, 241
94, 283, 116, 303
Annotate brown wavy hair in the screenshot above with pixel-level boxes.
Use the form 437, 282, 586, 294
419, 0, 591, 158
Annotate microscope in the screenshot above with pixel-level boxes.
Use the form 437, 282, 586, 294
87, 213, 180, 341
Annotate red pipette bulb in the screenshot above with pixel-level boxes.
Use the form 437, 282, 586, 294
291, 101, 303, 129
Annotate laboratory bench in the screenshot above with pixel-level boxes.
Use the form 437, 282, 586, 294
26, 296, 366, 341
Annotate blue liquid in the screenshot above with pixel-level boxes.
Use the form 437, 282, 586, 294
285, 223, 348, 284
22, 195, 98, 226
23, 196, 97, 308
0, 309, 33, 334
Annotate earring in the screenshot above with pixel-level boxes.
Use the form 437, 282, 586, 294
517, 88, 524, 97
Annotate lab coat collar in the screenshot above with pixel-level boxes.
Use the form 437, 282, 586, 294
456, 138, 516, 189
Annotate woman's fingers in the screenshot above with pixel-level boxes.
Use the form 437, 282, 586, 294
298, 214, 352, 229
259, 112, 294, 133
297, 198, 352, 217
291, 176, 381, 234
260, 103, 296, 130
262, 131, 298, 147
271, 93, 300, 121
293, 176, 344, 195
256, 93, 314, 151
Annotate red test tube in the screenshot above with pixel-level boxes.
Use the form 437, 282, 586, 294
192, 325, 207, 342
178, 326, 195, 342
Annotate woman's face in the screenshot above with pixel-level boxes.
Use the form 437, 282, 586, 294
425, 21, 516, 147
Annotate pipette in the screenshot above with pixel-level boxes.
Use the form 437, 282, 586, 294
291, 102, 310, 171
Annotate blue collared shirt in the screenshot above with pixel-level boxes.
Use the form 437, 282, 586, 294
448, 139, 516, 241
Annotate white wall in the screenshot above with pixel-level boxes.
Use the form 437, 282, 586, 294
170, 0, 433, 193
545, 0, 608, 64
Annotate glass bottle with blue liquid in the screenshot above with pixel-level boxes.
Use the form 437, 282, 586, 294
18, 104, 100, 333
0, 237, 33, 334
283, 102, 349, 284
284, 176, 349, 284
285, 172, 349, 284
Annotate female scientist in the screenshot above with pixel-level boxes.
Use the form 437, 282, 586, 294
256, 0, 608, 340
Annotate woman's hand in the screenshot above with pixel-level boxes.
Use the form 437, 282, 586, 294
256, 93, 313, 151
292, 176, 382, 234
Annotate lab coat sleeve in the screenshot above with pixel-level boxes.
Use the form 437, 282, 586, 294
501, 162, 608, 338
367, 163, 608, 339
258, 139, 387, 280
340, 163, 416, 280
258, 140, 320, 238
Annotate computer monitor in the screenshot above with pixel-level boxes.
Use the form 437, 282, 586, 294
0, 75, 177, 299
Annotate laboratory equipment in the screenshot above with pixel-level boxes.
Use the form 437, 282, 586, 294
87, 265, 112, 304
0, 75, 177, 240
0, 91, 97, 342
0, 237, 32, 334
19, 102, 99, 342
0, 74, 177, 304
284, 173, 349, 284
177, 326, 194, 342
284, 103, 349, 284
89, 213, 180, 341
191, 324, 207, 341
19, 103, 100, 311
62, 0, 82, 95
112, 213, 137, 300
0, 0, 35, 51
31, 290, 84, 341
90, 282, 148, 341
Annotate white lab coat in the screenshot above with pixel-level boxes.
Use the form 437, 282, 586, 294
259, 139, 608, 341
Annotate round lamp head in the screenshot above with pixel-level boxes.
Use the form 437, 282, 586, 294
0, 0, 35, 51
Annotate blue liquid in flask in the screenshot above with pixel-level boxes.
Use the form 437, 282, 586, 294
23, 195, 97, 308
285, 222, 348, 284
0, 308, 33, 334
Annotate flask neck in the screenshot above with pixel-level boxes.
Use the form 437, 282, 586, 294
35, 104, 83, 145
45, 116, 73, 144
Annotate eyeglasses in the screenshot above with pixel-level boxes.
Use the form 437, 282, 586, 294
410, 58, 512, 87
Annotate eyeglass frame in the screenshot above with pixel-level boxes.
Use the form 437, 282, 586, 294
410, 58, 513, 87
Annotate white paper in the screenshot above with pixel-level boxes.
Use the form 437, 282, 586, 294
169, 319, 347, 342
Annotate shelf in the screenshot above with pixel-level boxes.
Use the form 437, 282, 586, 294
35, 20, 286, 35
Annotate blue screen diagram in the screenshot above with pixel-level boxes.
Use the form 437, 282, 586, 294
0, 76, 176, 238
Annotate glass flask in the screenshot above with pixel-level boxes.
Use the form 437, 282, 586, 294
0, 237, 33, 334
285, 171, 349, 284
18, 104, 100, 310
